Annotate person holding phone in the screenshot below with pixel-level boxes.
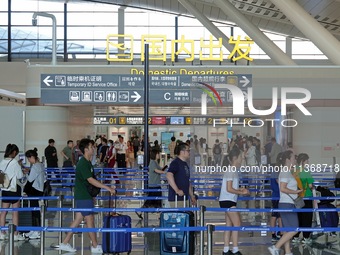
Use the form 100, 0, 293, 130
142, 148, 167, 209
219, 146, 249, 255
268, 150, 303, 255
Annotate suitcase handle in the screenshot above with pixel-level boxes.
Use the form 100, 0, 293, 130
175, 194, 186, 208
108, 194, 120, 216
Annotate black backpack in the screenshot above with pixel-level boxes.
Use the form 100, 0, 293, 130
316, 186, 335, 205
213, 144, 222, 155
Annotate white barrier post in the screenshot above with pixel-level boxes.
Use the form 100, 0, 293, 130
40, 202, 46, 255
58, 195, 64, 245
207, 224, 215, 255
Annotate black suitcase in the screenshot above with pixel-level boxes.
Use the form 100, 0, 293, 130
19, 200, 33, 233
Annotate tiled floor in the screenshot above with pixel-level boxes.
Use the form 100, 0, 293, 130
0, 191, 339, 255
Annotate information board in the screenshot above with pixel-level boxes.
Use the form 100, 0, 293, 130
41, 74, 252, 105
93, 116, 257, 126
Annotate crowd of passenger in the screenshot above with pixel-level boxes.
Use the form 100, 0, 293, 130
0, 134, 339, 254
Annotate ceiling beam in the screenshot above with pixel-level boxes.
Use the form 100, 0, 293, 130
214, 0, 296, 65
270, 0, 340, 65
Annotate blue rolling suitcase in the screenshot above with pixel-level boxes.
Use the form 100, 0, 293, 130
102, 214, 132, 254
102, 195, 132, 254
160, 196, 195, 255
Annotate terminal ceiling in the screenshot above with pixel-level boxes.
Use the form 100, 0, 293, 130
48, 0, 340, 40
36, 0, 340, 117
6, 0, 340, 115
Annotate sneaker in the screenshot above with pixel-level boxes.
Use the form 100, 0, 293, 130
57, 243, 77, 252
28, 231, 40, 239
330, 232, 337, 237
272, 234, 280, 242
14, 234, 26, 241
24, 231, 34, 238
292, 237, 301, 243
0, 233, 7, 240
91, 244, 103, 253
268, 245, 280, 255
302, 238, 312, 244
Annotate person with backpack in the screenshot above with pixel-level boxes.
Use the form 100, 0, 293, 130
213, 139, 222, 166
0, 144, 26, 241
57, 138, 115, 253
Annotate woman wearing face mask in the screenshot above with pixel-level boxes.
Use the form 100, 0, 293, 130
268, 150, 303, 255
0, 144, 25, 241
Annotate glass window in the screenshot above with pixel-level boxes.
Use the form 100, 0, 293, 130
0, 0, 328, 61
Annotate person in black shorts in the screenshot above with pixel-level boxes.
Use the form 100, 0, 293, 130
219, 146, 249, 255
0, 144, 25, 241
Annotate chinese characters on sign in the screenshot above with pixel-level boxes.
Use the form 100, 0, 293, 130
106, 34, 254, 62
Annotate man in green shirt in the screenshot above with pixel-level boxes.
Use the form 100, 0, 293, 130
57, 138, 115, 253
61, 140, 74, 167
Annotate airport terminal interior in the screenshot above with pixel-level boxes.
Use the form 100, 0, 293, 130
0, 0, 340, 254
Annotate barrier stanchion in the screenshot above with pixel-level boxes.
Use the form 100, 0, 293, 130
80, 220, 85, 255
8, 224, 16, 255
58, 195, 64, 245
72, 194, 76, 248
96, 168, 104, 239
40, 203, 46, 255
143, 208, 149, 228
207, 224, 215, 255
97, 168, 104, 208
200, 205, 206, 255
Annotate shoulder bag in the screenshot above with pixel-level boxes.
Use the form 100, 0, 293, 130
0, 159, 14, 189
87, 171, 101, 197
288, 193, 305, 209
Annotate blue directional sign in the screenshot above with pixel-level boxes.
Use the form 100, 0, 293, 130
40, 74, 252, 105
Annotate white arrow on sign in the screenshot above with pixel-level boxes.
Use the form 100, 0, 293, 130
240, 76, 250, 87
131, 91, 141, 102
43, 76, 53, 87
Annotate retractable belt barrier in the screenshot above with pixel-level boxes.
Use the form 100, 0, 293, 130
1, 194, 339, 255
5, 167, 338, 255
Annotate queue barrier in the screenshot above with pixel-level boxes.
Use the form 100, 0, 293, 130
3, 168, 340, 255
8, 225, 340, 234
1, 195, 340, 255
